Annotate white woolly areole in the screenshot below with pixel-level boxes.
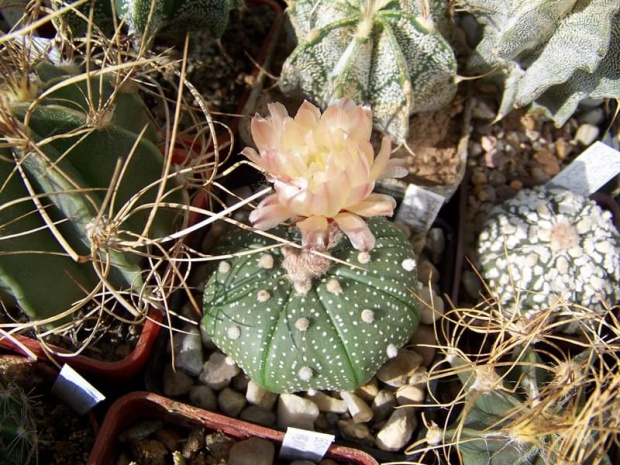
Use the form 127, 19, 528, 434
298, 366, 313, 381
258, 253, 274, 269
361, 309, 375, 323
357, 251, 371, 264
227, 325, 241, 340
225, 356, 236, 366
294, 317, 310, 331
326, 278, 342, 294
401, 258, 416, 272
307, 388, 317, 396
257, 290, 271, 302
218, 261, 231, 273
387, 343, 398, 359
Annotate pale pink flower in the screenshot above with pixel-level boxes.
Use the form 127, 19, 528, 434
242, 99, 407, 251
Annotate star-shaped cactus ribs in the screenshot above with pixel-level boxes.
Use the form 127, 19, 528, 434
279, 0, 458, 143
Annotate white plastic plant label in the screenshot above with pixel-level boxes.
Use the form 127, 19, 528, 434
395, 184, 446, 234
546, 142, 620, 197
279, 427, 335, 462
51, 364, 105, 415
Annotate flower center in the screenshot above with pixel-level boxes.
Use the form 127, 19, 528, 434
549, 221, 579, 252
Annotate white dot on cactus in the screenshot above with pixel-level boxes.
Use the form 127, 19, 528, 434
357, 252, 371, 264
258, 253, 274, 269
295, 317, 310, 331
257, 290, 271, 302
401, 258, 416, 272
225, 356, 236, 366
361, 309, 374, 323
326, 278, 342, 294
227, 325, 241, 340
387, 344, 398, 358
298, 366, 313, 381
218, 261, 231, 273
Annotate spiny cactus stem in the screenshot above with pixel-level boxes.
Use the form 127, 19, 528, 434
12, 153, 81, 262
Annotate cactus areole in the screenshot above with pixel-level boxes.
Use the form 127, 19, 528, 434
202, 217, 421, 393
478, 186, 620, 327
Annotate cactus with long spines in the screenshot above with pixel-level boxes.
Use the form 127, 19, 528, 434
0, 61, 183, 325
462, 0, 620, 126
0, 374, 37, 465
279, 0, 458, 143
202, 217, 421, 393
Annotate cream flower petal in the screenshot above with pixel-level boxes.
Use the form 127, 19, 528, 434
379, 158, 408, 179
249, 194, 294, 230
334, 213, 375, 252
295, 100, 321, 127
267, 101, 289, 129
369, 135, 393, 180
347, 193, 397, 217
250, 116, 275, 151
297, 216, 329, 249
241, 146, 265, 171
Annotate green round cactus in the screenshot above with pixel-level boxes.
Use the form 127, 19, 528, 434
202, 217, 421, 393
477, 186, 620, 326
462, 0, 620, 126
279, 0, 457, 143
0, 375, 37, 465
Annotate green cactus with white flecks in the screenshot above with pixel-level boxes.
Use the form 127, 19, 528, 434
279, 0, 458, 143
462, 0, 620, 126
0, 61, 183, 326
202, 217, 421, 393
477, 186, 620, 332
0, 374, 37, 465
115, 0, 239, 39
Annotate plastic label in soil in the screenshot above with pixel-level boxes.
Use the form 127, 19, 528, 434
279, 427, 335, 463
547, 141, 620, 197
395, 184, 445, 234
52, 364, 105, 415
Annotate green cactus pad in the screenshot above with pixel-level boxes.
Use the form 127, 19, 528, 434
202, 217, 421, 393
279, 0, 457, 143
477, 186, 620, 327
463, 0, 620, 126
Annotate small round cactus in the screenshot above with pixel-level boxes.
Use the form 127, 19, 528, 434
202, 217, 421, 393
477, 186, 620, 326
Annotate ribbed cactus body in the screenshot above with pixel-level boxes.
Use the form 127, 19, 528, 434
202, 217, 421, 393
115, 0, 235, 38
477, 186, 620, 328
464, 0, 620, 125
279, 0, 457, 143
0, 62, 183, 324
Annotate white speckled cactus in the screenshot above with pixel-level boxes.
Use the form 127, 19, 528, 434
477, 186, 620, 330
202, 99, 421, 393
202, 218, 421, 393
462, 0, 620, 126
279, 0, 457, 142
115, 0, 237, 38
